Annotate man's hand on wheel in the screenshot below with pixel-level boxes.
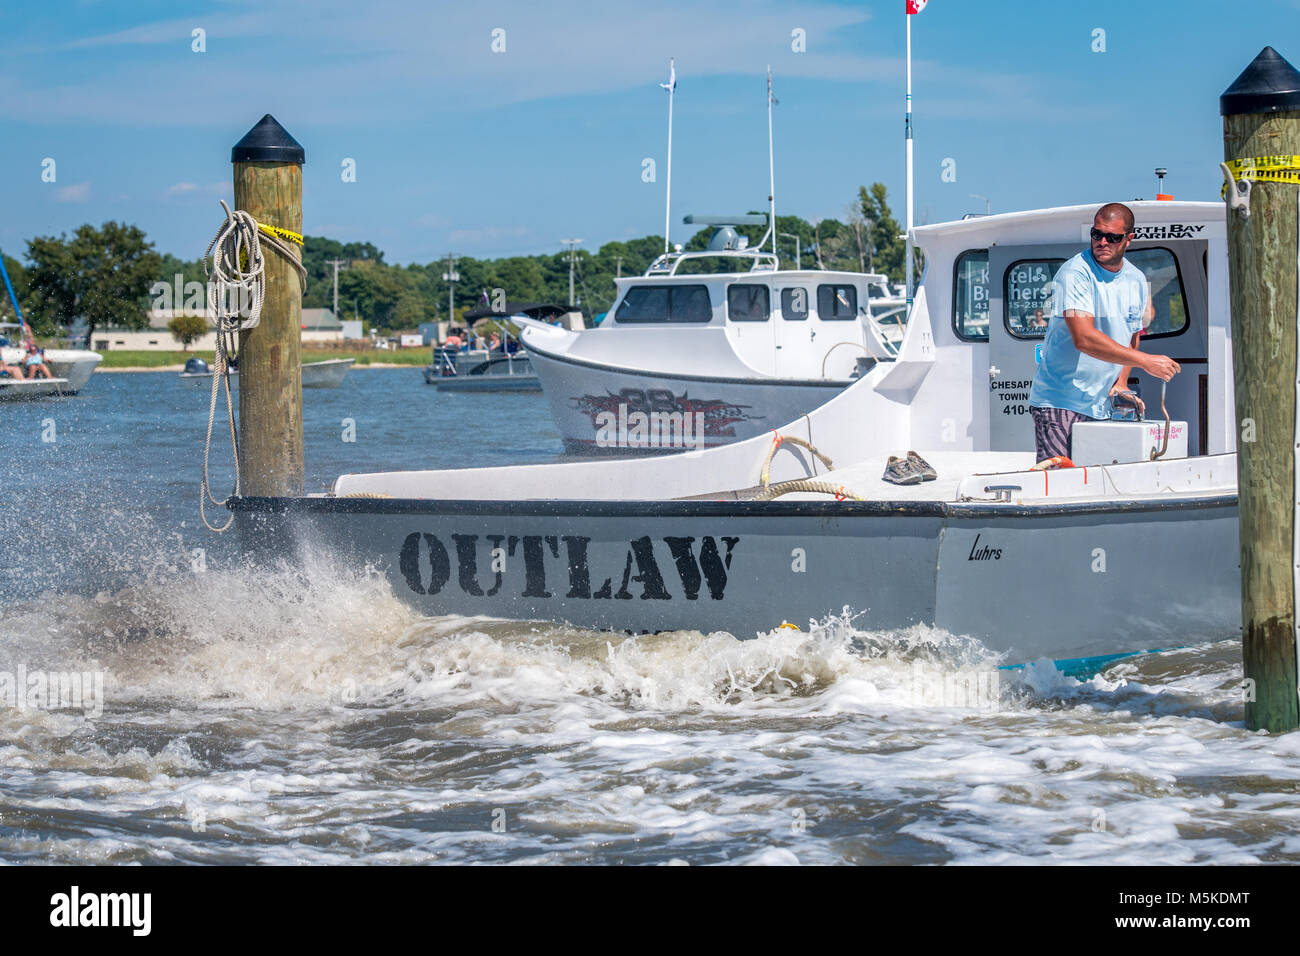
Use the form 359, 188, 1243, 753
1142, 355, 1181, 381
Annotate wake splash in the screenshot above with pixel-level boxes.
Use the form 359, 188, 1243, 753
0, 539, 1018, 719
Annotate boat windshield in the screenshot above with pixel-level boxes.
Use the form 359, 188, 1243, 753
615, 285, 713, 323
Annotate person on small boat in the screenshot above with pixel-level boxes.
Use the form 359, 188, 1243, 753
24, 346, 52, 379
0, 358, 24, 379
1028, 202, 1179, 462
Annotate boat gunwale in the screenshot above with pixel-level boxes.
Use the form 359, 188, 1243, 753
227, 492, 1238, 520
522, 333, 861, 386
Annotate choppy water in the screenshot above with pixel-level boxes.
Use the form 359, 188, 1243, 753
0, 369, 1290, 865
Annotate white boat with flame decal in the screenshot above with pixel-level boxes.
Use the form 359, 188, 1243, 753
231, 200, 1240, 668
519, 217, 906, 453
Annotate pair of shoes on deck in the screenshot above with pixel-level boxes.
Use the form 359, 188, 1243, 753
883, 451, 937, 485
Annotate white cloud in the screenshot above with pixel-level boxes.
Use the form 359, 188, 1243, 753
165, 181, 228, 199
62, 14, 266, 49
54, 182, 91, 202
448, 225, 532, 247
0, 1, 881, 125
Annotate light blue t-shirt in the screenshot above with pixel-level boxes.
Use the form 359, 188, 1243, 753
1029, 250, 1147, 419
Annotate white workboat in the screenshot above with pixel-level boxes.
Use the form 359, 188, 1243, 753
518, 222, 907, 453
180, 357, 354, 388
230, 201, 1238, 668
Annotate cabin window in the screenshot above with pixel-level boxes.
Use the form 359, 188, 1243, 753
615, 284, 712, 323
781, 288, 809, 320
816, 284, 857, 320
868, 285, 887, 299
1004, 258, 1064, 338
953, 249, 990, 341
728, 284, 770, 322
1126, 247, 1188, 339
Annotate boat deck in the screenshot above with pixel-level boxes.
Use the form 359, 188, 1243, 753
795, 450, 1035, 502
768, 449, 1237, 505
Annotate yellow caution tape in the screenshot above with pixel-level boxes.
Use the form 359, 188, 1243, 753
1221, 154, 1300, 198
258, 223, 304, 246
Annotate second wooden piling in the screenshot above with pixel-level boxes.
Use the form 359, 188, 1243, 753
231, 114, 305, 498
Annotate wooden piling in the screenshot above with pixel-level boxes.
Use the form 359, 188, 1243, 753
231, 115, 305, 497
1222, 47, 1300, 732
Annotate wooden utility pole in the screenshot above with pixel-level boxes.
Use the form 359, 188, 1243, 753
326, 258, 348, 321
1223, 47, 1300, 732
232, 114, 305, 497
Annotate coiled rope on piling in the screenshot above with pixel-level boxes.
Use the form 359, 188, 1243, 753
199, 200, 306, 532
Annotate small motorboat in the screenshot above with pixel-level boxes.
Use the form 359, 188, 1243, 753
179, 356, 355, 389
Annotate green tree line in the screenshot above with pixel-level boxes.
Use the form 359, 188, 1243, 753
3, 184, 905, 341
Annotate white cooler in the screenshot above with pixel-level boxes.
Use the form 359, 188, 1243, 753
1070, 420, 1188, 465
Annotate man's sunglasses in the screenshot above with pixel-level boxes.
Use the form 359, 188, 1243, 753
1090, 227, 1130, 244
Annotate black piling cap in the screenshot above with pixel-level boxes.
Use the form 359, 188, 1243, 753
1221, 46, 1300, 116
231, 114, 305, 164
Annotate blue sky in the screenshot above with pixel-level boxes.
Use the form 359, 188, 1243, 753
2, 0, 1297, 266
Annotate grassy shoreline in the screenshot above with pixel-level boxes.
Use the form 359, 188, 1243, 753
96, 349, 429, 369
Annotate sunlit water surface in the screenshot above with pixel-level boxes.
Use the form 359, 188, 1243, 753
0, 370, 1286, 865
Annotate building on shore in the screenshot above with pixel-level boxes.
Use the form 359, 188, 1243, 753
89, 308, 358, 351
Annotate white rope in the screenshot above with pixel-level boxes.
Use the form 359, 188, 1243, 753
200, 328, 240, 532
198, 200, 305, 532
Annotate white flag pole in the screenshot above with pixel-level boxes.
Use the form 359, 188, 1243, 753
757, 67, 777, 255
905, 11, 915, 307
664, 58, 675, 255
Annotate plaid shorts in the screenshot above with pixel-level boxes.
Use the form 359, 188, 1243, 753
1030, 406, 1099, 462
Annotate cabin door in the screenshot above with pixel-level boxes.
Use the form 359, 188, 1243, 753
987, 242, 1080, 452
771, 283, 812, 377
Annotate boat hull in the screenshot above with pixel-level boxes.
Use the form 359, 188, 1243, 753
43, 351, 102, 392
229, 494, 1240, 664
0, 377, 73, 401
525, 343, 848, 453
434, 374, 542, 392
180, 358, 354, 389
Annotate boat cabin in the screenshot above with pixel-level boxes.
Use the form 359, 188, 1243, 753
907, 201, 1229, 458
594, 247, 903, 381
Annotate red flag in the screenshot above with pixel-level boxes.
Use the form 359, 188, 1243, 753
907, 0, 929, 12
